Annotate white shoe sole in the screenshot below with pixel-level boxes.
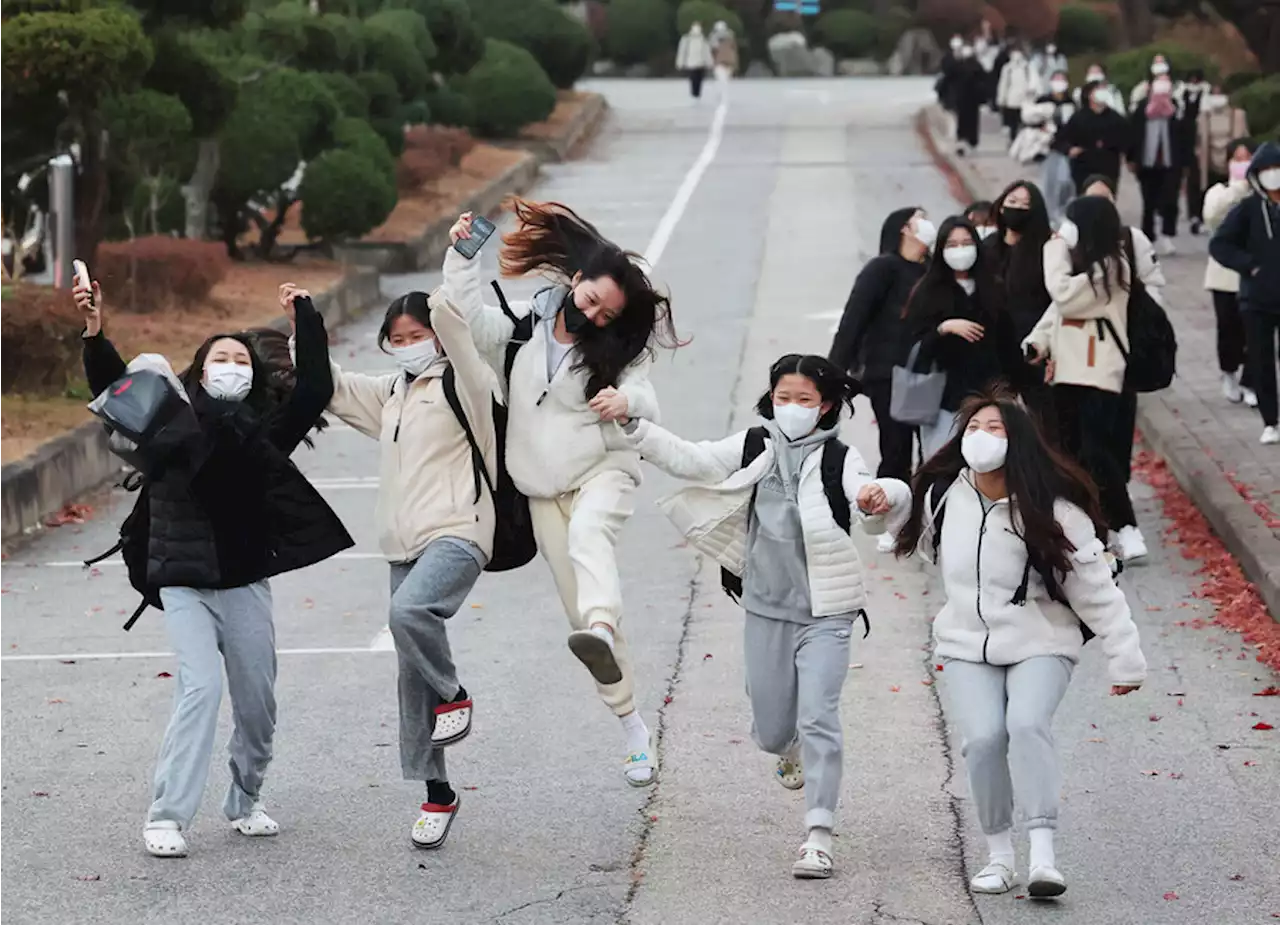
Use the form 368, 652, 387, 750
412, 797, 460, 850
792, 863, 833, 880
568, 631, 623, 685
1028, 876, 1067, 898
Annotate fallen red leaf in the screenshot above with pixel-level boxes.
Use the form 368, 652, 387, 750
48, 698, 65, 704
44, 503, 94, 528
702, 653, 713, 661
155, 671, 172, 679
1229, 874, 1244, 881
1253, 722, 1274, 731
935, 663, 944, 672
1168, 772, 1184, 780
75, 874, 100, 882
889, 685, 901, 692
1163, 892, 1179, 901
1141, 769, 1160, 776
1149, 714, 1161, 722
663, 695, 673, 705
921, 679, 934, 686
1254, 686, 1280, 697
1244, 760, 1258, 766
31, 791, 49, 797
649, 814, 658, 822
461, 785, 478, 791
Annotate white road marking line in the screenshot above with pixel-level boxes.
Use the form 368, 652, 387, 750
643, 96, 728, 270
27, 552, 386, 568
806, 310, 844, 334
1, 646, 397, 663
369, 625, 395, 651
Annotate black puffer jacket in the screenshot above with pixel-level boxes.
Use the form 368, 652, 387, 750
85, 297, 353, 603
1210, 142, 1280, 315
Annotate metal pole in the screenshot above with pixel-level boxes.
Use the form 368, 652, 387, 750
48, 154, 74, 289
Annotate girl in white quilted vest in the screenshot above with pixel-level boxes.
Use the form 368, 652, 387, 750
443, 202, 682, 788
608, 354, 908, 880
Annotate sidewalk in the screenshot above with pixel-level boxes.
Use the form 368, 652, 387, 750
923, 104, 1280, 625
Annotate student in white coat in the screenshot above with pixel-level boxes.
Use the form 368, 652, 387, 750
442, 202, 681, 787
279, 282, 499, 850
612, 354, 908, 880
676, 21, 715, 99
891, 391, 1146, 900
996, 48, 1037, 143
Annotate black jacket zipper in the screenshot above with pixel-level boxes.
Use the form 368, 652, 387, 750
975, 494, 993, 664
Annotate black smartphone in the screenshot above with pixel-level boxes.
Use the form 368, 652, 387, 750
453, 215, 497, 260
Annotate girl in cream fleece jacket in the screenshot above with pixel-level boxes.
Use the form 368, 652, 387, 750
279, 282, 498, 851
891, 391, 1146, 901
442, 202, 683, 787
616, 355, 909, 881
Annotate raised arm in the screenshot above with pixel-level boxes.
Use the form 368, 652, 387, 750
74, 279, 128, 395
431, 290, 501, 478
269, 295, 334, 453
441, 216, 520, 368
625, 419, 746, 483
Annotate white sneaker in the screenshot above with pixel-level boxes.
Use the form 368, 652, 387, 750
1028, 864, 1067, 898
877, 532, 896, 554
1117, 525, 1148, 563
1156, 236, 1176, 256
230, 801, 280, 837
1222, 372, 1244, 403
970, 860, 1016, 894
1262, 426, 1280, 445
1244, 388, 1259, 408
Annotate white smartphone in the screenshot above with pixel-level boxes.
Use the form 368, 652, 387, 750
73, 259, 92, 295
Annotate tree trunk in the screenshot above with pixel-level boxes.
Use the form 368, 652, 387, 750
73, 127, 110, 268
1118, 0, 1155, 46
182, 138, 220, 240
147, 176, 161, 237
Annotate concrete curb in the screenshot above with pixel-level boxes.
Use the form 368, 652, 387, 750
918, 102, 1280, 623
1, 93, 611, 546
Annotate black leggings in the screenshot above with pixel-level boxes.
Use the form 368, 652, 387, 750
1213, 290, 1251, 387
1138, 166, 1180, 240
864, 378, 916, 483
1244, 311, 1280, 427
1054, 384, 1137, 530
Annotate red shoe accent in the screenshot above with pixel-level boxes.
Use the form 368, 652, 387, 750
434, 699, 473, 716
420, 802, 459, 814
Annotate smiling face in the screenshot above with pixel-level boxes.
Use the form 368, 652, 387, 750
570, 273, 626, 327
203, 337, 252, 376
387, 313, 434, 349
965, 403, 1006, 438
772, 373, 832, 417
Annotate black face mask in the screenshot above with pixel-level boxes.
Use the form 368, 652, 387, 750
1002, 206, 1032, 231
561, 289, 592, 334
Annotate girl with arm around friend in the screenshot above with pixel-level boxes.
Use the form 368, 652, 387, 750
892, 391, 1146, 900
613, 354, 909, 881
441, 201, 681, 787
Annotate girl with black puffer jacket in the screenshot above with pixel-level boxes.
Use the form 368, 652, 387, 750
74, 276, 352, 861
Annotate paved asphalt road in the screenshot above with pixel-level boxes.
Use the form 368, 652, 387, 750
2, 78, 1277, 925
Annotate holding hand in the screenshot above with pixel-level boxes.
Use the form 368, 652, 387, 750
277, 283, 311, 328
939, 319, 985, 342
856, 483, 890, 516
449, 212, 475, 245
1068, 146, 1084, 158
1110, 684, 1140, 696
589, 386, 629, 423
73, 279, 103, 337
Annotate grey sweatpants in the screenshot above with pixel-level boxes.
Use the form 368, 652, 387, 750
389, 539, 484, 783
940, 656, 1074, 834
149, 582, 276, 829
744, 613, 853, 831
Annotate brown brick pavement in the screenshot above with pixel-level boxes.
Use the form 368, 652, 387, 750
922, 104, 1280, 623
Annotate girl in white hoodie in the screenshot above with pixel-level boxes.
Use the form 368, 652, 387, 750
443, 202, 681, 787
612, 354, 907, 880
891, 390, 1146, 900
279, 282, 499, 850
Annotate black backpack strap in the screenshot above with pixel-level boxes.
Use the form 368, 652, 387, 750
122, 599, 149, 632
722, 426, 770, 603
820, 440, 852, 534
83, 538, 125, 569
491, 280, 517, 323
853, 608, 870, 639
441, 366, 492, 503
928, 476, 954, 559
492, 282, 534, 386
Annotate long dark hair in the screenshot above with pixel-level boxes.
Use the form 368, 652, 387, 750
1065, 195, 1129, 302
500, 198, 683, 399
754, 354, 861, 431
983, 179, 1051, 306
893, 390, 1107, 581
903, 215, 980, 334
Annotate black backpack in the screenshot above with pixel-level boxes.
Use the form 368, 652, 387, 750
439, 281, 537, 572
927, 476, 1100, 644
720, 426, 869, 637
84, 472, 157, 630
1101, 232, 1177, 393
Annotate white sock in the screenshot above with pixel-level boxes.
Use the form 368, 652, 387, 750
1028, 827, 1055, 870
620, 711, 649, 755
590, 624, 615, 649
806, 827, 832, 854
986, 829, 1015, 866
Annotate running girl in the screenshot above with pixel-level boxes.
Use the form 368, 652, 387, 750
442, 202, 681, 786
278, 282, 499, 849
609, 354, 907, 879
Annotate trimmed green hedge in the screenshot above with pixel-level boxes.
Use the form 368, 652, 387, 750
469, 0, 591, 90
1233, 75, 1280, 139
812, 9, 877, 59
1056, 5, 1111, 56
452, 38, 555, 138
676, 1, 742, 38
299, 147, 397, 244
606, 0, 673, 66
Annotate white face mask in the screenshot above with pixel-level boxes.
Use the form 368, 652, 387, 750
390, 339, 439, 376
912, 218, 938, 250
943, 244, 978, 271
1050, 78, 1069, 94
1260, 168, 1280, 192
1057, 218, 1080, 249
1087, 71, 1104, 83
950, 37, 963, 50
1151, 62, 1169, 76
961, 429, 1008, 474
1047, 45, 1057, 55
977, 225, 996, 240
203, 362, 253, 402
772, 402, 821, 441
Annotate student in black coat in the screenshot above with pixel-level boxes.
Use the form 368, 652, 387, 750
952, 45, 988, 155
1061, 81, 1132, 194
902, 215, 1020, 460
829, 206, 933, 485
74, 276, 353, 859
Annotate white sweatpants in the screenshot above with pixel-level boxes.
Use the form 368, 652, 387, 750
529, 469, 638, 716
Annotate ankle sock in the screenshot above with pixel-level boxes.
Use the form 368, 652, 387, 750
590, 624, 615, 648
620, 711, 650, 755
806, 827, 833, 854
1028, 827, 1055, 870
986, 829, 1015, 867
426, 780, 456, 807
452, 686, 469, 704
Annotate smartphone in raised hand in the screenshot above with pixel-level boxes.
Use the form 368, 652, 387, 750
453, 215, 497, 260
73, 258, 93, 296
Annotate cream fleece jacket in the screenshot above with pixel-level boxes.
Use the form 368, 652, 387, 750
440, 246, 659, 499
